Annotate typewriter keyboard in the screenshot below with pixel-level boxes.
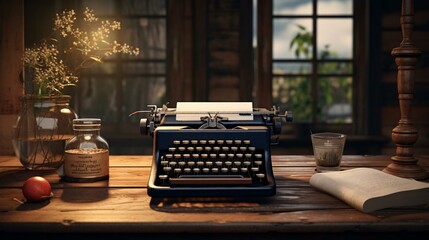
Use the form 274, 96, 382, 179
155, 139, 268, 186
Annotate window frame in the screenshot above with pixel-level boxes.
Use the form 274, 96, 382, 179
255, 0, 369, 136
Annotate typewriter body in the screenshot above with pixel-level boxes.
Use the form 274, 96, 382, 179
132, 102, 292, 197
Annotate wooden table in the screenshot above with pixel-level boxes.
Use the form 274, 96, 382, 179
0, 155, 428, 239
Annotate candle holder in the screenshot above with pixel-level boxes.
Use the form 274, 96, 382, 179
311, 132, 346, 172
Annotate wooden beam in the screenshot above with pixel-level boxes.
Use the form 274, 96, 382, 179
256, 0, 272, 108
0, 0, 24, 155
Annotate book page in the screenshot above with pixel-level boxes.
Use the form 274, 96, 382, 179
310, 168, 429, 212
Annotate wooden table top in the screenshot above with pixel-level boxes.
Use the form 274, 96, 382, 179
0, 155, 428, 238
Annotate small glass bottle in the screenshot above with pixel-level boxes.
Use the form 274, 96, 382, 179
63, 118, 109, 182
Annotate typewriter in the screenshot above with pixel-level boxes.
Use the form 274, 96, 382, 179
131, 102, 292, 197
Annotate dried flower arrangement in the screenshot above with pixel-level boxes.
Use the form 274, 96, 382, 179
23, 7, 140, 95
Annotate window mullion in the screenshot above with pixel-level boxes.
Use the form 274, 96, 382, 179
311, 0, 318, 124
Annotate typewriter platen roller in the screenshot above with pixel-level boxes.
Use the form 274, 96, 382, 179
130, 102, 292, 197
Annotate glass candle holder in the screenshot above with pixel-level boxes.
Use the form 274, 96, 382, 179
311, 132, 346, 172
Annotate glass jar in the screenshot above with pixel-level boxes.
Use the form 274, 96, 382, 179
12, 95, 77, 170
63, 118, 109, 182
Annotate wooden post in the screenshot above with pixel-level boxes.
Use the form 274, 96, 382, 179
383, 0, 428, 179
0, 0, 24, 155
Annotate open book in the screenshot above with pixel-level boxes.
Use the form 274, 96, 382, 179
309, 168, 429, 213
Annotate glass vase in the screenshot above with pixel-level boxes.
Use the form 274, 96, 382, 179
12, 95, 78, 170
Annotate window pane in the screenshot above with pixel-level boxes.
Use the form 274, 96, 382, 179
122, 0, 166, 15
123, 77, 166, 122
273, 0, 312, 15
122, 18, 166, 60
123, 62, 166, 75
318, 62, 352, 74
76, 77, 118, 123
317, 0, 353, 15
273, 62, 312, 74
317, 77, 352, 123
82, 0, 116, 15
317, 19, 353, 59
273, 19, 312, 59
83, 62, 117, 75
272, 76, 312, 122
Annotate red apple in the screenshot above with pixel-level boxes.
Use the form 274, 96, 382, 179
22, 176, 53, 202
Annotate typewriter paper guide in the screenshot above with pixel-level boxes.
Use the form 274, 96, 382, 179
176, 102, 254, 121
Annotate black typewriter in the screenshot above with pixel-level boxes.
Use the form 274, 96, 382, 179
130, 102, 292, 197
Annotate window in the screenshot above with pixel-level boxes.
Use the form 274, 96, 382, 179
255, 0, 366, 135
74, 0, 167, 138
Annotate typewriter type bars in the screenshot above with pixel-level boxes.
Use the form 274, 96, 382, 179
147, 126, 276, 197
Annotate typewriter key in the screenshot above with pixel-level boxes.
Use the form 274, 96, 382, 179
187, 147, 195, 152
169, 147, 176, 152
161, 160, 169, 166
163, 166, 172, 172
178, 147, 186, 152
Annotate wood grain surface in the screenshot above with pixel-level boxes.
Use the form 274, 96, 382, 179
0, 155, 428, 237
